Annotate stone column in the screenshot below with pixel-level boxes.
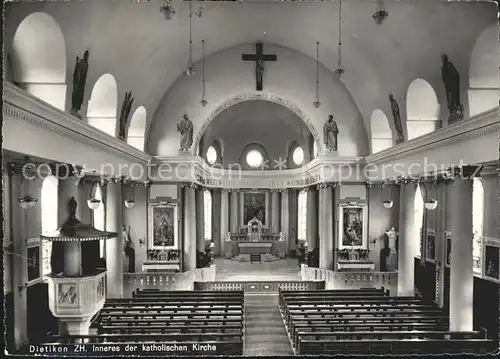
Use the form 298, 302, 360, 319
397, 182, 418, 296
230, 190, 239, 232
239, 191, 244, 227
271, 190, 280, 233
265, 191, 270, 227
220, 190, 229, 255
319, 184, 334, 269
306, 187, 318, 266
281, 189, 290, 253
434, 183, 446, 308
105, 179, 123, 298
449, 178, 473, 331
9, 171, 28, 349
211, 189, 221, 256
183, 185, 196, 271
195, 188, 205, 267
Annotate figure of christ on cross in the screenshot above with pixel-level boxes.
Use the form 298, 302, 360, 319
242, 42, 277, 91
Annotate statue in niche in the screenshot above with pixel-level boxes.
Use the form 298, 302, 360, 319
71, 50, 90, 117
123, 225, 135, 273
323, 115, 339, 152
118, 92, 134, 141
441, 54, 464, 123
387, 227, 398, 253
389, 94, 405, 144
177, 114, 193, 151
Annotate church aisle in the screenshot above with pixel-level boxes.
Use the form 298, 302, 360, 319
244, 294, 294, 356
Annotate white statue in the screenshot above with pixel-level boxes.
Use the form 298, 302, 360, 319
387, 227, 398, 253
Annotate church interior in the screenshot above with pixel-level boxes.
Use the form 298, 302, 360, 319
2, 0, 499, 356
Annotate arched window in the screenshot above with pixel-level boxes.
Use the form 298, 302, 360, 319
127, 106, 147, 151
87, 74, 118, 136
206, 146, 217, 165
406, 79, 440, 140
472, 178, 484, 274
293, 146, 304, 166
469, 25, 499, 117
313, 141, 318, 159
204, 190, 212, 241
92, 183, 106, 257
297, 190, 308, 241
246, 150, 264, 168
414, 184, 424, 258
371, 109, 393, 153
11, 12, 67, 110
41, 175, 58, 278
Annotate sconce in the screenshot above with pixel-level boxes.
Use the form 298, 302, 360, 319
18, 283, 27, 293
87, 198, 101, 210
18, 162, 38, 209
160, 0, 175, 20
138, 238, 144, 247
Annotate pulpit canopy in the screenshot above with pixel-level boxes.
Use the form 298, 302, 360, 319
40, 197, 118, 242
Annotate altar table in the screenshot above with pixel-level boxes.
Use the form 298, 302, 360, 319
337, 260, 375, 272
142, 261, 180, 272
238, 242, 272, 255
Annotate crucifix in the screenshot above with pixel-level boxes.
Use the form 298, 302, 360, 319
242, 42, 277, 91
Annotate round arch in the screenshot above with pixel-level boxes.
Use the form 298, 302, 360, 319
469, 25, 499, 116
11, 12, 67, 110
87, 73, 118, 137
370, 109, 392, 154
128, 106, 147, 151
193, 93, 321, 157
406, 79, 440, 140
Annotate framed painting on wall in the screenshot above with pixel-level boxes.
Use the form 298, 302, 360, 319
338, 205, 368, 249
149, 203, 178, 250
26, 244, 41, 284
426, 229, 436, 263
243, 192, 266, 225
484, 245, 499, 281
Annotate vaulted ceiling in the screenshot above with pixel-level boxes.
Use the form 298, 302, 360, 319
3, 0, 496, 156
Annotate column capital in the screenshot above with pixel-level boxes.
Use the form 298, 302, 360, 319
179, 182, 199, 190
366, 181, 385, 188
316, 182, 337, 189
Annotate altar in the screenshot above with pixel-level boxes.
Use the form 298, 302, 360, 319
224, 217, 286, 259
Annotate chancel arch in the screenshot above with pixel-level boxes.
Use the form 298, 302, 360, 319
86, 73, 118, 137
127, 106, 147, 151
10, 12, 66, 110
468, 25, 499, 117
370, 109, 393, 154
406, 79, 440, 140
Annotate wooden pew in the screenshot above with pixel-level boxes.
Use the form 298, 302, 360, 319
298, 338, 495, 355
105, 298, 243, 305
278, 288, 387, 308
100, 324, 243, 335
102, 303, 242, 312
133, 289, 243, 297
101, 317, 244, 326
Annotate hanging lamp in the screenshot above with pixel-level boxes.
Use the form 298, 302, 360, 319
201, 39, 208, 107
334, 0, 345, 78
423, 182, 438, 210
185, 1, 196, 76
16, 160, 38, 209
382, 181, 393, 209
124, 180, 136, 209
373, 0, 388, 25
160, 0, 176, 20
313, 41, 321, 108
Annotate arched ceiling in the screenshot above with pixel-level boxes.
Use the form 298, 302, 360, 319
4, 0, 496, 154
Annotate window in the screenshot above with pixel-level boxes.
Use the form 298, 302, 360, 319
313, 141, 318, 158
92, 184, 106, 257
297, 190, 308, 241
206, 146, 217, 165
292, 146, 304, 166
41, 175, 58, 278
414, 184, 424, 258
204, 190, 212, 240
246, 150, 263, 168
472, 178, 484, 274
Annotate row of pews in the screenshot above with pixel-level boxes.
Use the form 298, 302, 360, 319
279, 287, 495, 355
51, 289, 245, 355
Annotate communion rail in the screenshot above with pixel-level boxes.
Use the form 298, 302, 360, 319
123, 265, 216, 297
301, 264, 398, 295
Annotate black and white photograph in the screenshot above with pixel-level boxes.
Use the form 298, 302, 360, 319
2, 0, 498, 357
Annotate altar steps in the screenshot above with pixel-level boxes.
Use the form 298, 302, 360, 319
244, 294, 294, 356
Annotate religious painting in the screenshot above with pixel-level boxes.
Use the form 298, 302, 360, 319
26, 245, 40, 284
243, 192, 266, 225
426, 232, 436, 262
484, 245, 499, 280
445, 232, 451, 266
149, 203, 178, 250
338, 205, 368, 249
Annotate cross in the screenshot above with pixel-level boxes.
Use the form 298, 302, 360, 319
242, 42, 277, 91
